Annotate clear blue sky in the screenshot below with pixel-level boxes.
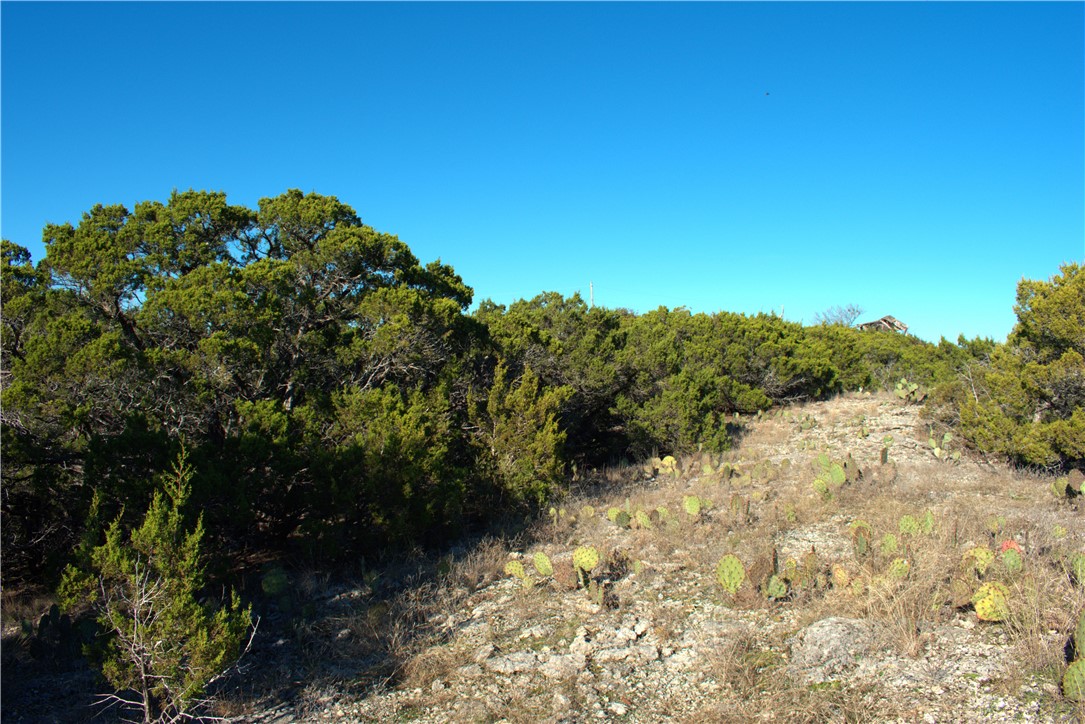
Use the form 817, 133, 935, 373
3, 2, 1082, 343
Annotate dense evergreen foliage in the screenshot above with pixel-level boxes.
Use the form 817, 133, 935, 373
2, 189, 1077, 602
927, 263, 1084, 469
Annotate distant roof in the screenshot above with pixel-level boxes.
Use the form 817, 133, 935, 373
856, 315, 908, 333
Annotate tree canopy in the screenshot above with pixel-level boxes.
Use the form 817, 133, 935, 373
2, 189, 1074, 594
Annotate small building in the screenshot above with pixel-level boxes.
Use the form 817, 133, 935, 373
856, 315, 908, 334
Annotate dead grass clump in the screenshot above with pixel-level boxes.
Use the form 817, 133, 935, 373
448, 537, 508, 594
696, 629, 907, 723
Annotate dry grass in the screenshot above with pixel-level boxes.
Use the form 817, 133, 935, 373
175, 394, 1085, 721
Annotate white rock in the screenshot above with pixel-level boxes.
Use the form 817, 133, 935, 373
608, 701, 628, 716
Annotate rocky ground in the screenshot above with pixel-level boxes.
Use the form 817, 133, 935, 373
6, 393, 1085, 722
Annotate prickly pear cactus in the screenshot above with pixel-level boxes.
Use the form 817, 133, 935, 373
963, 546, 995, 577
828, 463, 846, 486
880, 533, 899, 556
831, 563, 851, 589
887, 558, 910, 579
1063, 660, 1085, 701
764, 574, 788, 600
898, 515, 920, 536
533, 552, 554, 577
261, 567, 290, 596
716, 554, 746, 595
1071, 554, 1085, 585
504, 560, 527, 580
844, 453, 862, 483
850, 520, 873, 558
683, 495, 702, 517
660, 455, 678, 476
1001, 548, 1023, 575
972, 581, 1010, 622
921, 509, 936, 534
573, 546, 600, 574
635, 510, 654, 529
581, 505, 595, 519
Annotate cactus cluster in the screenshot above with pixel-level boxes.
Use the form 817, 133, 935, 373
1051, 471, 1085, 501
607, 507, 631, 528
928, 428, 961, 463
899, 510, 936, 537
955, 540, 1028, 622
504, 559, 534, 589
963, 546, 996, 577
811, 452, 855, 501
895, 378, 927, 404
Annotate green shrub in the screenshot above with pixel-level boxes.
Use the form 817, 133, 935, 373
59, 451, 252, 723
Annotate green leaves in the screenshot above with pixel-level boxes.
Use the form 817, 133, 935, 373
66, 451, 252, 722
940, 264, 1085, 468
471, 362, 572, 506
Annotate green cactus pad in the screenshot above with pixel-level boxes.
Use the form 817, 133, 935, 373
1000, 549, 1023, 575
1071, 554, 1085, 585
921, 509, 936, 534
683, 495, 702, 517
831, 564, 850, 589
504, 560, 527, 579
1075, 610, 1085, 656
615, 511, 631, 528
581, 505, 595, 519
572, 546, 600, 573
764, 574, 788, 600
880, 533, 899, 556
829, 463, 846, 486
972, 581, 1010, 622
964, 546, 995, 576
887, 558, 910, 579
1064, 661, 1085, 701
261, 567, 290, 596
851, 522, 872, 558
533, 552, 553, 577
635, 510, 654, 529
898, 515, 920, 535
716, 554, 746, 594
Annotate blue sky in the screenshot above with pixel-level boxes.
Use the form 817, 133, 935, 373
3, 2, 1082, 343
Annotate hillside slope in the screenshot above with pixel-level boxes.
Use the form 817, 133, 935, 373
234, 392, 1085, 723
